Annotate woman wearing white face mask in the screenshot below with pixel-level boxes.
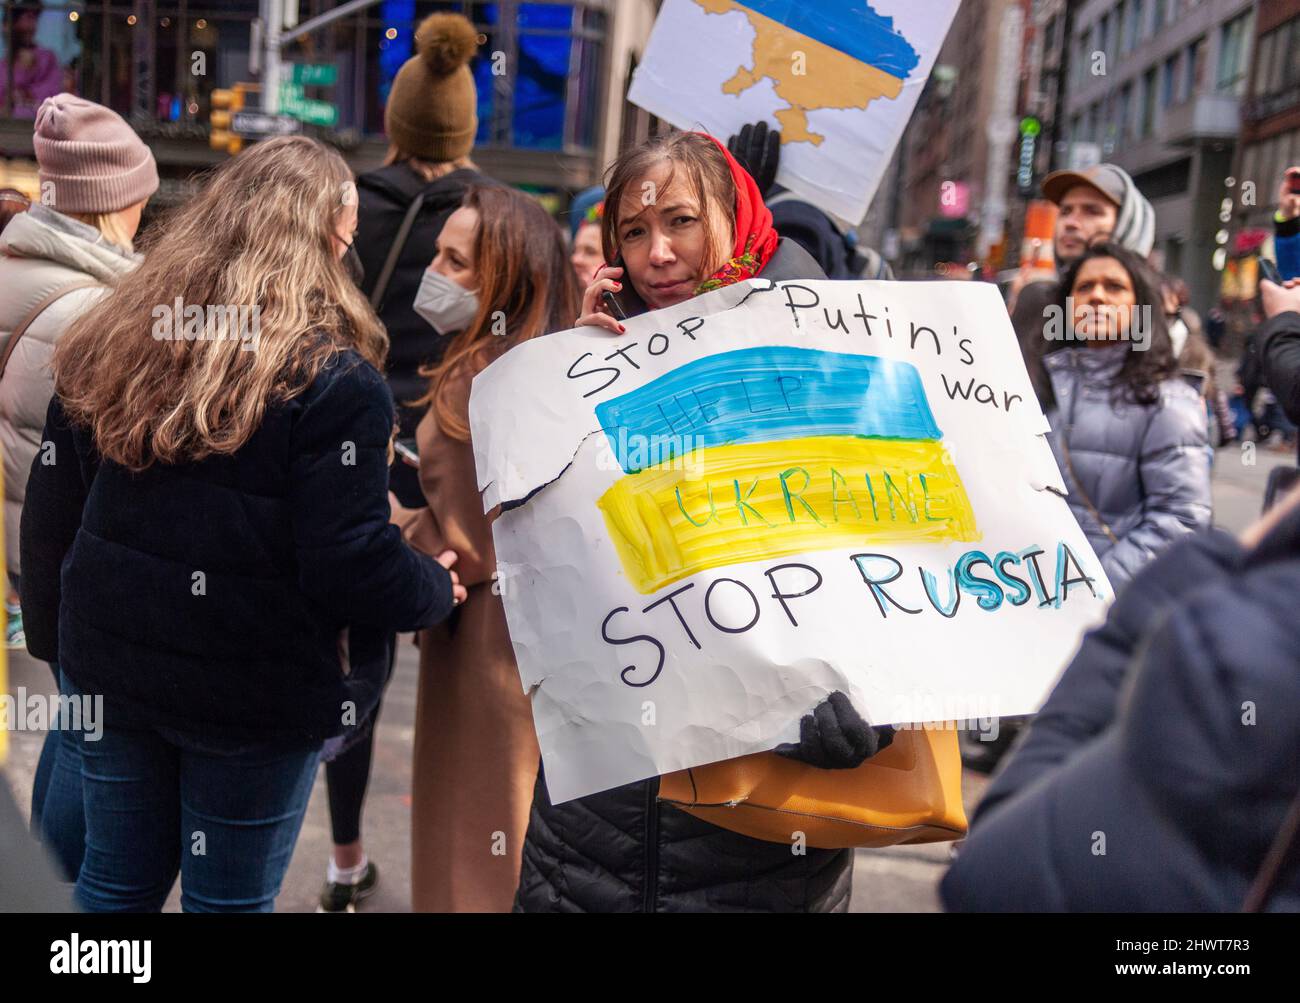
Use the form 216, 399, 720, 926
395, 185, 581, 911
412, 201, 482, 335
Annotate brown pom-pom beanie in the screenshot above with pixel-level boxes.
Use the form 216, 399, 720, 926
384, 13, 481, 162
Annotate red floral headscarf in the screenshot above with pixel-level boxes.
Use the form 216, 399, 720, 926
692, 132, 779, 295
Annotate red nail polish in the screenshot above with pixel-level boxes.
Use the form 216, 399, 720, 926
618, 324, 626, 333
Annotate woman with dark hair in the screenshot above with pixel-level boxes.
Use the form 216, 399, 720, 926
401, 184, 582, 912
514, 130, 895, 914
324, 10, 488, 912
1026, 242, 1211, 589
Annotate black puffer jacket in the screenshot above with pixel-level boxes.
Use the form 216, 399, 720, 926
514, 238, 855, 913
21, 351, 453, 749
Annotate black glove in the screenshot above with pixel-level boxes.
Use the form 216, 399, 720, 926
726, 120, 781, 197
774, 691, 894, 770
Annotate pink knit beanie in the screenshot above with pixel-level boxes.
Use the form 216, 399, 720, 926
33, 94, 159, 214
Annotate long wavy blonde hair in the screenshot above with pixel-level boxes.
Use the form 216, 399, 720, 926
54, 135, 387, 471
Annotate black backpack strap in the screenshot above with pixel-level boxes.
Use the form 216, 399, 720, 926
369, 191, 428, 312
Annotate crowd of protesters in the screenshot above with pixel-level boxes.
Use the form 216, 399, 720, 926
1, 10, 1297, 914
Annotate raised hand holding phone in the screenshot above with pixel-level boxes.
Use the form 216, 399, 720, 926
576, 261, 627, 335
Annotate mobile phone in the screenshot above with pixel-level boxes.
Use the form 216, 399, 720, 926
394, 438, 420, 467
601, 254, 630, 320
1287, 170, 1300, 194
1259, 257, 1283, 286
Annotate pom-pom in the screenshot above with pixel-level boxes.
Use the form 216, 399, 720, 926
415, 13, 480, 77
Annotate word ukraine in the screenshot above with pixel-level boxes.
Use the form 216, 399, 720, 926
595, 346, 978, 592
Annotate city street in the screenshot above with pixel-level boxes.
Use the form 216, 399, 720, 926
2, 442, 1287, 913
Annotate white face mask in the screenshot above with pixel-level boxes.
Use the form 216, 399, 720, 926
1168, 317, 1188, 360
414, 268, 479, 335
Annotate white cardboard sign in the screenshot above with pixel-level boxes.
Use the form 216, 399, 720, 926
471, 279, 1109, 804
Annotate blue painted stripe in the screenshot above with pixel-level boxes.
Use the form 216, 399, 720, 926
595, 346, 941, 474
734, 0, 921, 79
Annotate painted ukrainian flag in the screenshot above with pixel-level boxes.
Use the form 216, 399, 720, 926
595, 347, 979, 594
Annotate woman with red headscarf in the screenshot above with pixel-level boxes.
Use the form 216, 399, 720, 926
514, 132, 893, 913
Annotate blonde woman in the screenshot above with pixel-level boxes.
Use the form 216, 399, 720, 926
0, 93, 155, 883
20, 135, 465, 913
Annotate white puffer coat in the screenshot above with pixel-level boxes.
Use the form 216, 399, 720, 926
0, 205, 137, 577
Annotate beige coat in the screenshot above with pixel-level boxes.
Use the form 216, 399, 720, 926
0, 206, 136, 575
403, 371, 540, 912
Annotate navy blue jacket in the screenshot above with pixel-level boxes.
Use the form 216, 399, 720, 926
941, 522, 1300, 911
20, 350, 454, 748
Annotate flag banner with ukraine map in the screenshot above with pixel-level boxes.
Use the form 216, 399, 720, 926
628, 0, 961, 223
471, 280, 1110, 803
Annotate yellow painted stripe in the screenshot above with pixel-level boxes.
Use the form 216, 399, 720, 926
597, 435, 979, 594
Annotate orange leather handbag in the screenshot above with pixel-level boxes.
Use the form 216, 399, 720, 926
658, 725, 967, 850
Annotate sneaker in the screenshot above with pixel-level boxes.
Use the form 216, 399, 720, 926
5, 605, 24, 650
317, 860, 379, 913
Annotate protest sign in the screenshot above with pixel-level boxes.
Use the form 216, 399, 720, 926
627, 0, 961, 223
471, 279, 1110, 804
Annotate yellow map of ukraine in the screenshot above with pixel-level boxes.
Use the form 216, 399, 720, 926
697, 0, 920, 146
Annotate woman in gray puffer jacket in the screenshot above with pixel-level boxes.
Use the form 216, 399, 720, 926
1026, 243, 1211, 590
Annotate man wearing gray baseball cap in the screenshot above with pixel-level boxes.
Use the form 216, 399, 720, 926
1010, 163, 1157, 403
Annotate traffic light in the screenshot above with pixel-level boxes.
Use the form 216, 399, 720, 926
208, 84, 258, 155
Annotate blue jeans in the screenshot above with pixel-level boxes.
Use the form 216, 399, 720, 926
29, 665, 87, 883
69, 677, 320, 913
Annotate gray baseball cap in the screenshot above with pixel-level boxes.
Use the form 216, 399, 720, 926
1041, 164, 1127, 207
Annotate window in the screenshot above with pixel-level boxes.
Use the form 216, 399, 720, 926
1258, 18, 1300, 99
1161, 54, 1179, 107
1117, 1, 1128, 54
1119, 82, 1133, 139
1185, 36, 1205, 97
1130, 0, 1144, 46
1141, 67, 1156, 137
0, 1, 608, 152
1102, 93, 1119, 154
1255, 29, 1276, 99
1217, 10, 1255, 95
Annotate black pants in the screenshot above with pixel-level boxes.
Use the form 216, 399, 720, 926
324, 711, 378, 846
324, 635, 398, 846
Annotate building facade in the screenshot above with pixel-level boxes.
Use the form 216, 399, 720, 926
1, 0, 660, 210
892, 0, 1016, 275
1235, 1, 1300, 242
1059, 0, 1254, 314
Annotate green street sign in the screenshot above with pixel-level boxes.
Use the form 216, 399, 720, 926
294, 100, 338, 127
279, 81, 305, 111
289, 63, 338, 87
278, 81, 335, 125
